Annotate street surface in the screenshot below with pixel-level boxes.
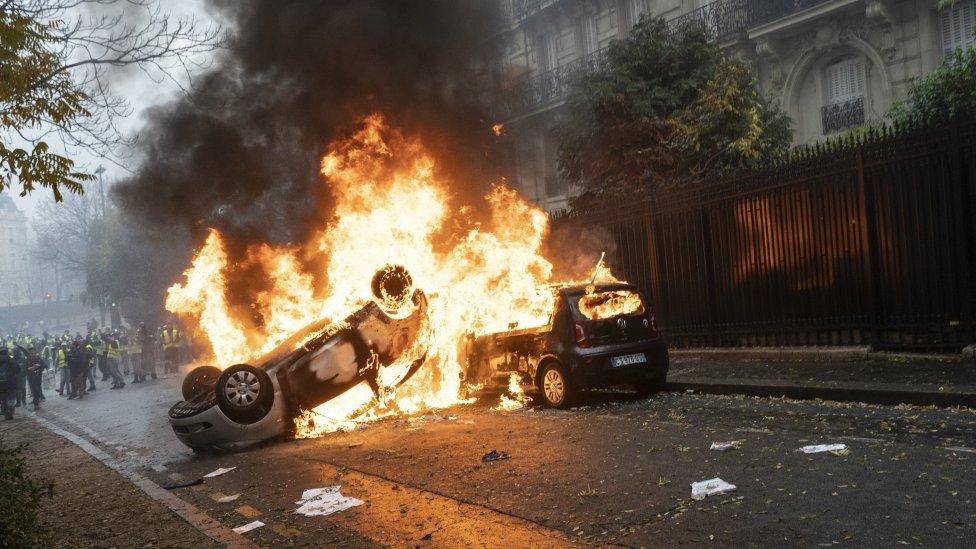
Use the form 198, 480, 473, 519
24, 370, 976, 547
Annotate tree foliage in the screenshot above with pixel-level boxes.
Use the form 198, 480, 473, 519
887, 46, 976, 127
0, 8, 92, 200
1, 1, 221, 201
0, 443, 53, 547
557, 17, 791, 200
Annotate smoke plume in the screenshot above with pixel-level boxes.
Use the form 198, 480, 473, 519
111, 0, 502, 322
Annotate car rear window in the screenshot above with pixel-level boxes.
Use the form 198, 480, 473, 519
576, 289, 645, 320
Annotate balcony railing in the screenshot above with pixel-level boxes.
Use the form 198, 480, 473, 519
496, 47, 610, 120
821, 96, 865, 134
511, 0, 559, 23
747, 0, 834, 28
666, 0, 751, 41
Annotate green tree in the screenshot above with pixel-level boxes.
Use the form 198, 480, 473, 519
0, 9, 92, 200
887, 46, 976, 127
557, 17, 791, 200
1, 1, 221, 201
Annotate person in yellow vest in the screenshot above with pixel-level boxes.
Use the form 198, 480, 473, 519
54, 343, 69, 397
104, 334, 125, 389
84, 339, 97, 392
161, 323, 182, 375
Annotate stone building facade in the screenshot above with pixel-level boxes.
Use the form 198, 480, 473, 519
495, 0, 976, 211
0, 195, 32, 306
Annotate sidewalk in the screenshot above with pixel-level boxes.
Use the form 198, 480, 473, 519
667, 349, 976, 407
0, 413, 222, 548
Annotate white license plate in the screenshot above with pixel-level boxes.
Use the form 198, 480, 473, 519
611, 353, 646, 368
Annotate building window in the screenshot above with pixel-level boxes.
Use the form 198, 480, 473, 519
627, 0, 648, 28
538, 33, 559, 72
822, 57, 866, 134
940, 0, 976, 56
580, 15, 598, 55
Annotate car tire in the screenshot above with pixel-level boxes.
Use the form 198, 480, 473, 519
536, 362, 575, 409
182, 365, 221, 401
215, 364, 273, 425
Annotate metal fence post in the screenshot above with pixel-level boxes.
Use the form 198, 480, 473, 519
855, 149, 881, 348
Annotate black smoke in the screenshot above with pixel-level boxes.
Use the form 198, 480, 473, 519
110, 0, 502, 322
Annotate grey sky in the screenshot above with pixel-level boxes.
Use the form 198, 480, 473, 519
17, 0, 216, 221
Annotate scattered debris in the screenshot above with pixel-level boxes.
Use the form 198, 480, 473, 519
657, 476, 671, 486
800, 444, 848, 454
943, 446, 976, 454
162, 478, 203, 490
232, 520, 265, 534
710, 441, 743, 451
347, 442, 364, 448
204, 466, 237, 478
482, 449, 510, 463
829, 447, 851, 457
577, 486, 600, 497
295, 486, 364, 517
217, 494, 241, 503
691, 478, 737, 500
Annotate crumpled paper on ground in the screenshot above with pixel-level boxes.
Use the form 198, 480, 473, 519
295, 486, 364, 517
709, 441, 743, 451
691, 478, 737, 500
203, 467, 236, 478
232, 520, 264, 534
800, 443, 847, 454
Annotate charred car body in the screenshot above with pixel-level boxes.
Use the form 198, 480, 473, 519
169, 265, 427, 451
462, 283, 668, 408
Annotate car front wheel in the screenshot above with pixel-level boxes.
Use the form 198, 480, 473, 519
537, 362, 575, 409
215, 364, 273, 424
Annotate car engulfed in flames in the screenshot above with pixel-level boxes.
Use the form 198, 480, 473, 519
169, 265, 428, 451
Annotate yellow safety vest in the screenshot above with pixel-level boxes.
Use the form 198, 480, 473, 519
56, 350, 66, 369
106, 341, 119, 360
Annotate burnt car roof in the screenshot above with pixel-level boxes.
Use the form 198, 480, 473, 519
558, 282, 640, 296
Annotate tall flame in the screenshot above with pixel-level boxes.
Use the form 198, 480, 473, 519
166, 114, 608, 436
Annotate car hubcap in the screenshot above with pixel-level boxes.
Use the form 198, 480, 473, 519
225, 371, 259, 406
543, 369, 564, 404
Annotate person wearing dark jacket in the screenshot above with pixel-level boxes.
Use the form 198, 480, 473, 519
12, 346, 27, 407
0, 348, 17, 419
66, 341, 90, 400
24, 347, 47, 410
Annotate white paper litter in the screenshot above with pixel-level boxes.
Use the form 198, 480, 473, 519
203, 467, 236, 478
232, 520, 264, 534
691, 478, 737, 500
217, 494, 241, 503
295, 486, 364, 517
801, 443, 847, 454
709, 441, 742, 451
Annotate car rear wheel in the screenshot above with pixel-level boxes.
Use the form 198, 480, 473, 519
215, 364, 273, 424
537, 362, 575, 409
182, 365, 221, 401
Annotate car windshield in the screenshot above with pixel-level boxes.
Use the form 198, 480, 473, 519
575, 289, 645, 320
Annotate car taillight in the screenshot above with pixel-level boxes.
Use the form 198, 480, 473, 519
574, 323, 591, 348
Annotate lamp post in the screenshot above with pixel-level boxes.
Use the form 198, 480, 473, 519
94, 165, 106, 215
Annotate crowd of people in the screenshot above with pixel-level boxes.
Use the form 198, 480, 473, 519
0, 321, 193, 418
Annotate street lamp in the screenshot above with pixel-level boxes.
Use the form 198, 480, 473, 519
94, 165, 106, 215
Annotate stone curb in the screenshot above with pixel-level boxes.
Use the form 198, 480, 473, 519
671, 346, 974, 363
29, 412, 257, 549
667, 377, 976, 408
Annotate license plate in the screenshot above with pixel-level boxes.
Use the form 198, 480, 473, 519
611, 353, 646, 368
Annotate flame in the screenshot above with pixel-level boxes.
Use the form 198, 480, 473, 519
492, 123, 504, 136
577, 290, 645, 320
166, 114, 614, 436
493, 373, 532, 411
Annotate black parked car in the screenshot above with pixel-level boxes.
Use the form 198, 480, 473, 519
461, 282, 668, 408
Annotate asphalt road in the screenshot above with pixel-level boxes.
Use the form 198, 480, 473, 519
30, 371, 976, 547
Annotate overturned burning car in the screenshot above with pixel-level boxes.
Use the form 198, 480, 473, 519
169, 265, 427, 451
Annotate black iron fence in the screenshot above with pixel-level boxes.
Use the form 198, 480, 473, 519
553, 118, 976, 350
